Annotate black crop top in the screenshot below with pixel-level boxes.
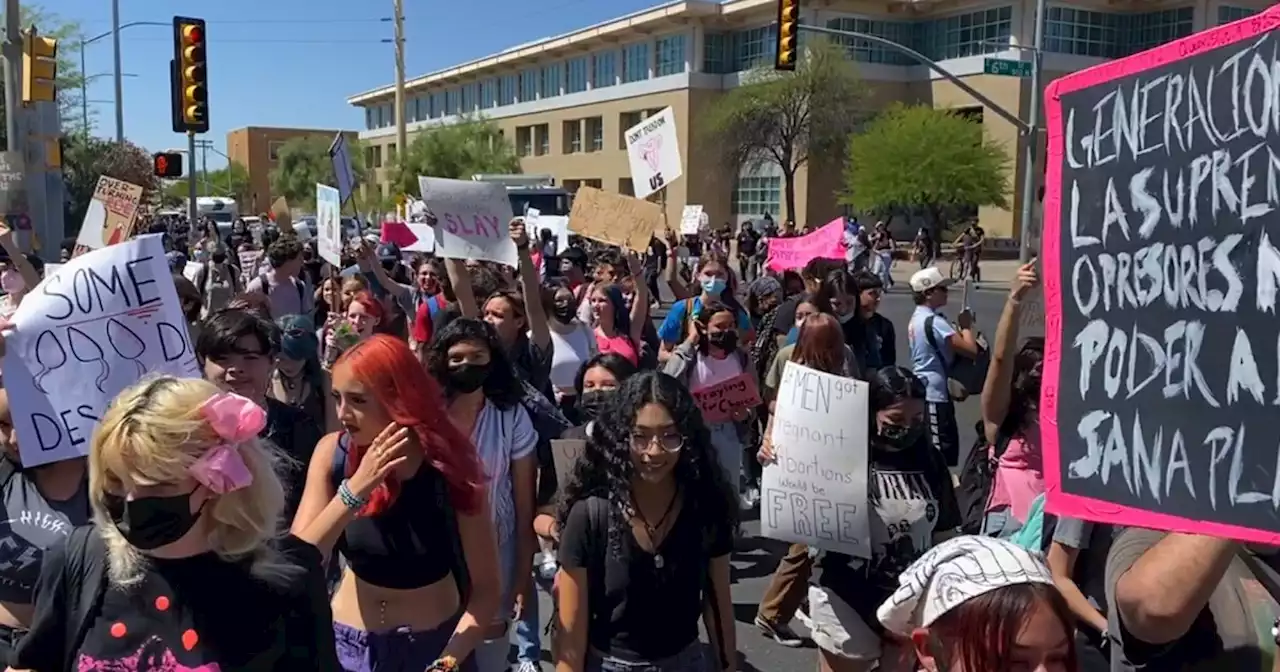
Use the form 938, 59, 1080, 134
329, 434, 458, 590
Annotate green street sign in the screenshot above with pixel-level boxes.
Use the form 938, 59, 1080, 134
984, 58, 1032, 78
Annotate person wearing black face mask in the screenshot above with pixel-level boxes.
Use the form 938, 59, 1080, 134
544, 284, 597, 421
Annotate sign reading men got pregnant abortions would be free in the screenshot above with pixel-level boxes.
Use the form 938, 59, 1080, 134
762, 361, 870, 558
418, 177, 518, 267
624, 107, 683, 200
1, 234, 200, 467
1040, 7, 1280, 544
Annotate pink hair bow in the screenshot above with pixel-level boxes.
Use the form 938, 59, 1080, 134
190, 392, 265, 494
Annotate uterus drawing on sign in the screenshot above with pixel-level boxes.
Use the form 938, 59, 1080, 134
31, 330, 67, 394
106, 318, 147, 378
66, 326, 110, 393
640, 137, 662, 173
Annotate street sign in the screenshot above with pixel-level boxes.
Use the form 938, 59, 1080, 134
984, 58, 1032, 78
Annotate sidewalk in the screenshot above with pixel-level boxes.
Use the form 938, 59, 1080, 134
888, 259, 1021, 290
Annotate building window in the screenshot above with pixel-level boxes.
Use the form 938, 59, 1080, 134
619, 111, 643, 149
516, 127, 532, 157
481, 79, 498, 109
541, 63, 563, 99
267, 141, 285, 162
655, 34, 686, 76
567, 57, 588, 93
827, 17, 915, 65
499, 75, 517, 105
619, 178, 635, 196
593, 51, 617, 88
734, 25, 775, 70
563, 179, 582, 193
387, 143, 397, 163
586, 116, 603, 152
365, 108, 375, 130
534, 124, 550, 156
704, 33, 731, 74
563, 120, 582, 153
917, 6, 1012, 61
623, 42, 650, 83
584, 178, 602, 189
520, 69, 538, 102
1120, 7, 1193, 54
731, 174, 781, 216
460, 84, 475, 114
430, 92, 445, 118
1219, 5, 1258, 24
1044, 7, 1118, 58
445, 88, 461, 115
366, 145, 383, 169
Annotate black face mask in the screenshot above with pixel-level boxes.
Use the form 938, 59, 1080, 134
577, 390, 613, 420
210, 253, 227, 264
447, 363, 491, 394
103, 491, 205, 551
877, 422, 924, 451
707, 331, 738, 351
552, 302, 576, 323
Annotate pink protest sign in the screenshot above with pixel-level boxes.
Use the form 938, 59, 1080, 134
1041, 7, 1280, 544
693, 373, 762, 424
765, 219, 845, 273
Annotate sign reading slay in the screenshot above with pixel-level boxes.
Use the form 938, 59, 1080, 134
1042, 8, 1280, 542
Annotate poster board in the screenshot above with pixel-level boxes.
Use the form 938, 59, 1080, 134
418, 177, 517, 267
316, 184, 343, 267
74, 176, 144, 250
762, 361, 870, 558
1, 235, 199, 467
680, 205, 703, 236
0, 152, 28, 240
238, 250, 263, 288
527, 208, 570, 255
693, 373, 762, 424
566, 186, 662, 253
765, 219, 845, 273
1041, 7, 1280, 544
624, 107, 683, 200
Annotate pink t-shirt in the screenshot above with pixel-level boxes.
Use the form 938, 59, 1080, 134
595, 329, 638, 366
985, 430, 1045, 523
691, 351, 743, 392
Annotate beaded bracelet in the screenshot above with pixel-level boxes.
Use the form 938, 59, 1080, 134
337, 479, 367, 509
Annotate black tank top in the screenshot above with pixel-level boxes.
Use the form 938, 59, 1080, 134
330, 434, 457, 590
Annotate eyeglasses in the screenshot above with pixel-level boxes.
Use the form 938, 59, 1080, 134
630, 431, 684, 454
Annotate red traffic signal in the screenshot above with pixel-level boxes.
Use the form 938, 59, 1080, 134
153, 151, 183, 178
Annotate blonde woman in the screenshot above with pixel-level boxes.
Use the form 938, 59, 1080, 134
9, 377, 338, 672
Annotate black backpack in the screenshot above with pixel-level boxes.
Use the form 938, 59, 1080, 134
956, 420, 1014, 534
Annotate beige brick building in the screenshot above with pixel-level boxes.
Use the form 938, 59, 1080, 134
226, 126, 358, 214
347, 0, 1269, 240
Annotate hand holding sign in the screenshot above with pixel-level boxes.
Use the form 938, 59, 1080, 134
1010, 262, 1040, 302
509, 217, 529, 248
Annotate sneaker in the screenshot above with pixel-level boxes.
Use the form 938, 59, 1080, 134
794, 602, 812, 630
754, 615, 804, 647
513, 661, 541, 672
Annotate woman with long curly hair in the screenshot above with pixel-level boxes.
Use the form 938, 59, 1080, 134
555, 371, 738, 672
292, 334, 499, 672
14, 376, 338, 670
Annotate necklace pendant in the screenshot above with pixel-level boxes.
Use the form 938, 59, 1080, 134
654, 554, 664, 569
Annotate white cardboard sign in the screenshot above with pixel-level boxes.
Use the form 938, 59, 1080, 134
624, 107, 683, 200
527, 208, 570, 254
418, 177, 517, 267
763, 361, 871, 559
3, 235, 200, 467
316, 184, 343, 267
680, 205, 703, 236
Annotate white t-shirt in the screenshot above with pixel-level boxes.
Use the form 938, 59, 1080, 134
546, 323, 596, 391
469, 400, 537, 586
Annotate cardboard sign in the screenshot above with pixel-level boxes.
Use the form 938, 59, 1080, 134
567, 186, 662, 252
624, 107, 683, 200
766, 219, 845, 272
316, 184, 343, 267
1, 235, 199, 467
418, 177, 517, 267
693, 373, 762, 424
1042, 7, 1280, 544
762, 361, 870, 558
238, 250, 263, 288
680, 205, 703, 236
271, 197, 294, 234
74, 176, 144, 250
550, 439, 586, 498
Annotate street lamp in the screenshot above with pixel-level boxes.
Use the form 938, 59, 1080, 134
80, 19, 168, 142
79, 71, 137, 138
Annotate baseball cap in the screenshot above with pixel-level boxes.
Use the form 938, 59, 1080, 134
377, 242, 401, 262
909, 267, 953, 293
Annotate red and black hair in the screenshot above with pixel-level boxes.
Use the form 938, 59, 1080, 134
335, 334, 486, 516
926, 582, 1077, 672
347, 290, 385, 322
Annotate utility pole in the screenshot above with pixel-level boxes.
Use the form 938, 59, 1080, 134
187, 132, 197, 226
111, 0, 123, 141
4, 0, 20, 151
393, 0, 406, 167
1018, 0, 1047, 263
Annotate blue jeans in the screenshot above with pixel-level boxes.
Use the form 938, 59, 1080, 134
514, 579, 541, 664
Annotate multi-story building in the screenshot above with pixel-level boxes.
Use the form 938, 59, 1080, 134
347, 0, 1269, 239
226, 126, 358, 214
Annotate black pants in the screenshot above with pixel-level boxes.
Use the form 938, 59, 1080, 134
927, 400, 960, 467
0, 623, 25, 667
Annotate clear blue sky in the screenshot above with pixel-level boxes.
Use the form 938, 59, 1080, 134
58, 0, 665, 166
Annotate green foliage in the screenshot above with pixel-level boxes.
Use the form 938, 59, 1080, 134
384, 117, 520, 197
61, 135, 159, 226
841, 104, 1011, 229
161, 162, 251, 207
269, 136, 368, 211
0, 5, 85, 143
700, 40, 868, 220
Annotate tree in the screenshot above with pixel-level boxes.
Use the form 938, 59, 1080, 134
0, 5, 85, 144
841, 104, 1011, 234
384, 117, 520, 197
700, 40, 868, 221
269, 136, 367, 211
162, 162, 251, 206
61, 135, 159, 227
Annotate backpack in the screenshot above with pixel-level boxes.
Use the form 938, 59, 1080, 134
676, 297, 697, 341
956, 420, 1014, 535
923, 314, 989, 401
11, 525, 108, 671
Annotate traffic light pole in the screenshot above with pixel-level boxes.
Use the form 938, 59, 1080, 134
187, 131, 197, 227
1017, 0, 1047, 263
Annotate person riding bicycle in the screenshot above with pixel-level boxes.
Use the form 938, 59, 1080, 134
954, 224, 986, 282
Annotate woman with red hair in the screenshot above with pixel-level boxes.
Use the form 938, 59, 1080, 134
293, 334, 499, 672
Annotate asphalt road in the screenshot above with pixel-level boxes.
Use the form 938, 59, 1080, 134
514, 283, 1013, 672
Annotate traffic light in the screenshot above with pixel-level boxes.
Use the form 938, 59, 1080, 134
22, 28, 57, 103
775, 0, 799, 71
153, 152, 183, 178
172, 17, 209, 133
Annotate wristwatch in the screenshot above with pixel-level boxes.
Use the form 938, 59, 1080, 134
425, 656, 459, 672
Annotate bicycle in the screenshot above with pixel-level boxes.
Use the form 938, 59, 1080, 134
949, 254, 971, 282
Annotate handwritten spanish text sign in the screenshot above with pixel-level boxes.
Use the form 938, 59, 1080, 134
694, 372, 762, 424
316, 184, 343, 267
567, 186, 662, 253
1042, 8, 1280, 544
74, 176, 144, 250
762, 361, 870, 558
2, 235, 200, 467
625, 107, 683, 200
418, 177, 517, 267
680, 205, 703, 236
766, 219, 846, 273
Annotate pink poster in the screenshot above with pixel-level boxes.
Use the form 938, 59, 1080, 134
1041, 7, 1280, 544
765, 219, 845, 272
693, 373, 762, 424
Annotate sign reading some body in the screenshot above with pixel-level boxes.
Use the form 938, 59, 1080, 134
1041, 8, 1280, 542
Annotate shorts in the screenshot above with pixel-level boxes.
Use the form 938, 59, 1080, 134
807, 585, 881, 661
334, 618, 475, 672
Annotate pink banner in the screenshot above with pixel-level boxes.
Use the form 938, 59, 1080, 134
693, 373, 762, 424
765, 219, 845, 273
